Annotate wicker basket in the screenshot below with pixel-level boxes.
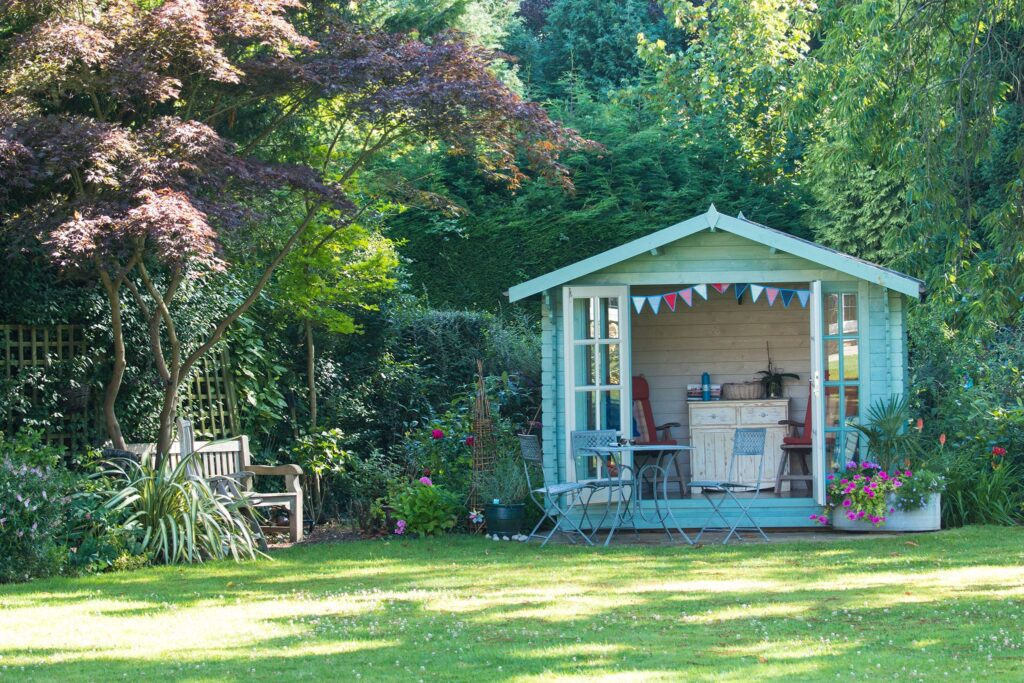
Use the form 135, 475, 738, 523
721, 382, 765, 400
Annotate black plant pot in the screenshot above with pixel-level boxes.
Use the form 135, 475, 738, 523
484, 503, 525, 536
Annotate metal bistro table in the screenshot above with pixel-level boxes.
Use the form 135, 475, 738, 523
583, 443, 694, 546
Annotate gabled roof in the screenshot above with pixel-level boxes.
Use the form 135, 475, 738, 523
507, 205, 924, 301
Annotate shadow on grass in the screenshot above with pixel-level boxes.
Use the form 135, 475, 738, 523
1, 527, 1023, 682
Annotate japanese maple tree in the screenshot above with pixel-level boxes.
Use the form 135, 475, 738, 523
0, 0, 582, 458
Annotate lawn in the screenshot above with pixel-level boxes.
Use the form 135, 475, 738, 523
1, 527, 1023, 682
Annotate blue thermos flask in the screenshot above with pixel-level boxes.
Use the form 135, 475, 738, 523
701, 371, 711, 401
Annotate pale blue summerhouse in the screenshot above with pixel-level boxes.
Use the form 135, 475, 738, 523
508, 206, 924, 528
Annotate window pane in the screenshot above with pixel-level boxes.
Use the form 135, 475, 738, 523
601, 298, 620, 339
574, 344, 596, 386
825, 385, 841, 427
824, 432, 838, 468
842, 339, 859, 380
825, 340, 840, 381
601, 343, 620, 385
842, 294, 858, 335
573, 298, 595, 340
844, 386, 859, 421
825, 294, 840, 336
575, 391, 596, 430
599, 390, 621, 431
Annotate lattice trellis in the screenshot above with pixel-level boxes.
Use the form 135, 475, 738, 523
1, 324, 238, 448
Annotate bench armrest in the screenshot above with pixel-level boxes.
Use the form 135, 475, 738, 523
656, 422, 681, 430
779, 419, 805, 428
244, 464, 303, 476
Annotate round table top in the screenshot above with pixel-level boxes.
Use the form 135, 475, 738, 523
587, 443, 694, 453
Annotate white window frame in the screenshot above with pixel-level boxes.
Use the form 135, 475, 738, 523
562, 285, 631, 481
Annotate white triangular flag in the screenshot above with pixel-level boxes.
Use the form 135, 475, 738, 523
693, 284, 708, 300
632, 296, 646, 314
647, 295, 661, 314
750, 284, 764, 302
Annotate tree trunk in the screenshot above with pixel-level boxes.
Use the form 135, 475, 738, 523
305, 318, 317, 430
99, 270, 127, 449
155, 380, 180, 468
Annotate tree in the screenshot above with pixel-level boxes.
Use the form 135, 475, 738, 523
0, 0, 583, 459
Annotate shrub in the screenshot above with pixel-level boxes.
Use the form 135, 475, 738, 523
473, 453, 529, 505
288, 429, 354, 525
66, 466, 148, 574
390, 478, 462, 536
399, 404, 476, 497
98, 455, 265, 564
0, 430, 72, 583
340, 450, 402, 535
941, 447, 1024, 527
816, 461, 911, 527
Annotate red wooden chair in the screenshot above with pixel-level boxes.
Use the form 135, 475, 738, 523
775, 385, 813, 495
632, 375, 685, 496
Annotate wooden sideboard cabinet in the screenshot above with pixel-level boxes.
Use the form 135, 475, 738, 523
687, 399, 789, 490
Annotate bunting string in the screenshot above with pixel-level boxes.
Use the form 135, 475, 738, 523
631, 283, 812, 315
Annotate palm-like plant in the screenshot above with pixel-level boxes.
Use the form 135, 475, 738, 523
101, 454, 265, 564
848, 395, 923, 471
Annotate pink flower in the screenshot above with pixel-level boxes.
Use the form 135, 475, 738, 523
992, 446, 1007, 457
893, 480, 903, 488
866, 490, 875, 498
847, 512, 857, 520
419, 476, 433, 486
879, 471, 889, 480
842, 499, 852, 508
465, 435, 475, 447
431, 429, 444, 440
939, 433, 947, 446
904, 470, 913, 477
915, 418, 924, 431
394, 519, 407, 535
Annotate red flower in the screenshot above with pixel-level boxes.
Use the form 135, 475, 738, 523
992, 446, 1007, 457
939, 433, 947, 446
465, 435, 475, 447
431, 429, 444, 440
915, 418, 924, 431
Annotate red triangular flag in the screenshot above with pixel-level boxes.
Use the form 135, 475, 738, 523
712, 283, 729, 294
663, 291, 677, 311
680, 288, 693, 306
766, 287, 780, 305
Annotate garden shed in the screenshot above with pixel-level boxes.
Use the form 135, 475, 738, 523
508, 205, 924, 528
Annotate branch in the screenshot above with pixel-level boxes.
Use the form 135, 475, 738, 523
139, 262, 182, 385
179, 202, 322, 380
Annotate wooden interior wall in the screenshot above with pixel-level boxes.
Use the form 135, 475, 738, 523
630, 285, 811, 441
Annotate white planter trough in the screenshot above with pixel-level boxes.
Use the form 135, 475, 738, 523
832, 493, 941, 532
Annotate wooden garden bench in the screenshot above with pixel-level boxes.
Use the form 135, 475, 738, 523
125, 427, 304, 543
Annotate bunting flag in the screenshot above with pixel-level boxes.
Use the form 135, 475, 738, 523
629, 284, 812, 314
663, 291, 677, 311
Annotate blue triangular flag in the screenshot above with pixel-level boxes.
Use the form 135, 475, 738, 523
780, 289, 796, 307
632, 296, 646, 314
647, 295, 661, 314
693, 284, 708, 300
735, 284, 750, 301
750, 284, 764, 302
797, 290, 810, 308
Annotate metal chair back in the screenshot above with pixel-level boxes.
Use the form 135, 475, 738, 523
518, 433, 544, 494
570, 429, 619, 480
725, 428, 768, 490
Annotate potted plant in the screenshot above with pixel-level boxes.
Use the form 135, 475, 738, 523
474, 453, 529, 536
811, 396, 944, 532
756, 343, 799, 398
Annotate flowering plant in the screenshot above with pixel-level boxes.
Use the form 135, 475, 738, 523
815, 461, 911, 526
390, 477, 461, 537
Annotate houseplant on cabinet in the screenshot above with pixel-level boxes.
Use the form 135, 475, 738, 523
474, 453, 529, 537
756, 343, 799, 398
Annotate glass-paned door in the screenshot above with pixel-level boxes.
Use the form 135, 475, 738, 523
563, 286, 630, 479
822, 291, 860, 467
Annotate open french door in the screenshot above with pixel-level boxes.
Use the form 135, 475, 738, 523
809, 280, 827, 504
563, 286, 631, 481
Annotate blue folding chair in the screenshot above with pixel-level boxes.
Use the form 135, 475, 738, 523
692, 428, 769, 544
519, 434, 593, 546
